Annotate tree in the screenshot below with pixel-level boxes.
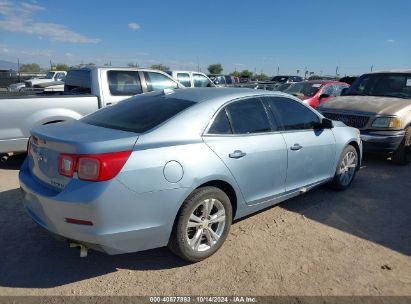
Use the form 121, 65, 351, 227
240, 69, 253, 78
208, 64, 223, 74
230, 71, 241, 77
19, 63, 41, 73
52, 63, 69, 71
128, 63, 140, 68
150, 64, 169, 71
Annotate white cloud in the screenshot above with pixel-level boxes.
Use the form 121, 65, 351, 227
387, 39, 395, 43
0, 0, 101, 43
128, 22, 140, 31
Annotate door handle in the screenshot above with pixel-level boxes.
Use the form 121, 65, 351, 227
290, 144, 303, 151
229, 150, 246, 159
106, 102, 113, 106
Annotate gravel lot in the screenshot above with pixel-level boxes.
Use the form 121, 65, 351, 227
0, 154, 410, 296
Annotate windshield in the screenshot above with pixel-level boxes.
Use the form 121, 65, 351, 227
284, 82, 322, 97
44, 72, 55, 79
345, 73, 411, 99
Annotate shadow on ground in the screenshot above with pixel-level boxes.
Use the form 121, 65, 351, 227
0, 154, 409, 288
280, 154, 411, 257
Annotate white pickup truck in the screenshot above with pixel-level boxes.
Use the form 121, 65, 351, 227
0, 67, 183, 154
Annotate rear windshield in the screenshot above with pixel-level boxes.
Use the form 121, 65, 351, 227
81, 95, 195, 133
64, 70, 91, 94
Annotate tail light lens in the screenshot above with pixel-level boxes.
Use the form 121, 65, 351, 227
58, 154, 77, 177
58, 151, 131, 182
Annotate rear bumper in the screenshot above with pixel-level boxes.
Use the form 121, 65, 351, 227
18, 159, 188, 255
360, 130, 405, 153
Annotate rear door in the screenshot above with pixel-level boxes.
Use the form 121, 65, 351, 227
203, 97, 287, 205
263, 96, 336, 191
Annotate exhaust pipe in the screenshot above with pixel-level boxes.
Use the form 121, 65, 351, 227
1, 154, 9, 163
70, 243, 89, 257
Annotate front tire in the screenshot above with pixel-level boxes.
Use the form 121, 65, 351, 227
392, 127, 411, 165
330, 145, 359, 191
168, 186, 232, 262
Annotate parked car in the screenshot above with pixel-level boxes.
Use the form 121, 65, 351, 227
275, 82, 293, 92
25, 70, 67, 88
208, 74, 235, 87
20, 88, 362, 262
283, 80, 350, 108
319, 70, 411, 164
270, 75, 303, 83
0, 67, 183, 154
165, 70, 214, 88
338, 76, 358, 85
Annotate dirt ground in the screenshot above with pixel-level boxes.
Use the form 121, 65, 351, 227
0, 154, 410, 296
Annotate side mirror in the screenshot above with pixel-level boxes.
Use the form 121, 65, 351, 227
321, 118, 333, 129
319, 93, 330, 100
341, 87, 349, 95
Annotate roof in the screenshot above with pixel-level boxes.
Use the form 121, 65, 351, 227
143, 87, 291, 104
368, 69, 411, 74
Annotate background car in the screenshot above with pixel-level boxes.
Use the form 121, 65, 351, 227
208, 74, 235, 87
283, 80, 350, 108
270, 75, 303, 83
165, 70, 214, 88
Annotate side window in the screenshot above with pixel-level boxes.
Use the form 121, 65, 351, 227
177, 73, 191, 87
321, 84, 336, 96
108, 71, 142, 96
144, 72, 178, 91
208, 109, 232, 134
193, 74, 211, 87
266, 97, 320, 130
226, 98, 271, 134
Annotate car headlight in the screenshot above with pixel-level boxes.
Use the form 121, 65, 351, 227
371, 117, 401, 129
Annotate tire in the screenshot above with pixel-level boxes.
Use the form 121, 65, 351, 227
168, 186, 232, 262
330, 145, 359, 191
392, 127, 411, 165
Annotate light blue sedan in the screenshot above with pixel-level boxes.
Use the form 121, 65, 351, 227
19, 88, 362, 262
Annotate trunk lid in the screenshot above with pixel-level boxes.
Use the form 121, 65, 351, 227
29, 120, 138, 191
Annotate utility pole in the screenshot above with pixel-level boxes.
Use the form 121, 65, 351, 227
17, 58, 20, 82
336, 66, 339, 77
277, 66, 279, 75
197, 56, 200, 72
370, 65, 374, 72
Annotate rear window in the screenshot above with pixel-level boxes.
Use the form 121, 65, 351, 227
81, 96, 195, 133
64, 70, 91, 94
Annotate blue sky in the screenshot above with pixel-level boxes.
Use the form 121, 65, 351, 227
0, 0, 410, 76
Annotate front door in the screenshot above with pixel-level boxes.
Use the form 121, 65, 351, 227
203, 97, 287, 205
263, 96, 336, 191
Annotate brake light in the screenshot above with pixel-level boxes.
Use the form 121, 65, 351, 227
58, 151, 131, 181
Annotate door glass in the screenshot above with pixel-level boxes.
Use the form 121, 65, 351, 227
226, 98, 271, 134
321, 84, 336, 96
208, 109, 232, 134
193, 74, 211, 87
176, 73, 191, 87
108, 71, 142, 95
144, 72, 178, 91
266, 97, 320, 130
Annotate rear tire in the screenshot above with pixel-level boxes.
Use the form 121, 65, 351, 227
168, 186, 232, 262
392, 127, 411, 165
330, 145, 359, 191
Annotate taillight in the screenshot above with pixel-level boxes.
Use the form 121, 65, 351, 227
58, 151, 131, 182
58, 154, 77, 177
